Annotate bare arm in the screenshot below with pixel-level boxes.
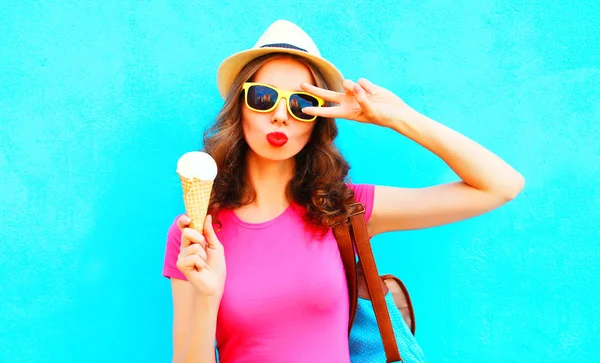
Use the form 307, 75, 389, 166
171, 278, 219, 363
368, 110, 524, 236
170, 215, 226, 363
300, 79, 524, 236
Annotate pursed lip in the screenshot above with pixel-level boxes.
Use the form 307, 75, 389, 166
266, 132, 289, 147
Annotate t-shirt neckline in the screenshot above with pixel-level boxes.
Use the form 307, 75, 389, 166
228, 204, 296, 230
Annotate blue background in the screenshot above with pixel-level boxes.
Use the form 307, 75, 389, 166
1, 1, 598, 362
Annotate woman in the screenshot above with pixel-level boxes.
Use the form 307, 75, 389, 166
162, 20, 524, 363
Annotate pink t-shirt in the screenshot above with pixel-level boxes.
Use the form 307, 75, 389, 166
162, 184, 375, 363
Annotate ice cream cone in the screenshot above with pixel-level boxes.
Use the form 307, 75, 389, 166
179, 175, 213, 231
176, 151, 218, 232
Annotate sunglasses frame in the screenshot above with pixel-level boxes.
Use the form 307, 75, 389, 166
241, 82, 325, 122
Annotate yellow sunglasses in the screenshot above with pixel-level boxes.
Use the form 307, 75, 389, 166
241, 82, 325, 122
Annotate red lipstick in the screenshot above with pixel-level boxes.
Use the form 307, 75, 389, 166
266, 132, 288, 147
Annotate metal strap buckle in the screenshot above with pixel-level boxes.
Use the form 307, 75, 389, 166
332, 202, 365, 227
348, 202, 365, 217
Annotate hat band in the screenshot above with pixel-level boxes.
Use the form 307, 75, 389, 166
260, 43, 308, 53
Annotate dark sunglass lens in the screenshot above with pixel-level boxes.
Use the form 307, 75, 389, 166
289, 94, 319, 120
247, 85, 278, 110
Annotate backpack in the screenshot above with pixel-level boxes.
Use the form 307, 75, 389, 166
333, 200, 427, 363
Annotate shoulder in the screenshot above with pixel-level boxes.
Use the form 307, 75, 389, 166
347, 183, 376, 222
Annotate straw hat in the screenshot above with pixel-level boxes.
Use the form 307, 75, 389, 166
216, 20, 345, 100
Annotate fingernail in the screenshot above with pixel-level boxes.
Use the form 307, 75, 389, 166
354, 85, 363, 93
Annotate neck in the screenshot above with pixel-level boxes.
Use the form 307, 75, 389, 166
244, 150, 295, 211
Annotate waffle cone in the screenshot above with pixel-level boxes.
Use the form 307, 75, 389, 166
179, 175, 214, 231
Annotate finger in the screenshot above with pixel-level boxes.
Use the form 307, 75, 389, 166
180, 231, 192, 249
353, 84, 376, 118
343, 79, 357, 95
203, 215, 222, 251
357, 78, 378, 95
300, 82, 342, 103
186, 254, 206, 270
186, 243, 207, 261
301, 106, 345, 118
347, 79, 372, 96
182, 227, 207, 249
176, 254, 206, 272
177, 214, 192, 231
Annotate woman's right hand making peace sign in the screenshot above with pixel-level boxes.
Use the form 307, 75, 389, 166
176, 214, 226, 298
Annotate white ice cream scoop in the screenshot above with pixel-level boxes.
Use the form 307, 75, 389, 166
176, 151, 218, 180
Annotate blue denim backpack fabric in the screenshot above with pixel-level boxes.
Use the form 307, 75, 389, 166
349, 293, 427, 362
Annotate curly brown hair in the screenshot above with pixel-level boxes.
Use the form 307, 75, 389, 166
204, 53, 357, 230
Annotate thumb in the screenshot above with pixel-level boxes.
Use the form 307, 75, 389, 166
203, 215, 223, 251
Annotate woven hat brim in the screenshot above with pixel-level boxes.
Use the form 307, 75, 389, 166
216, 47, 345, 100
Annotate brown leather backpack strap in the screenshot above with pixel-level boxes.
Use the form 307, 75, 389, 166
348, 203, 403, 363
332, 218, 358, 333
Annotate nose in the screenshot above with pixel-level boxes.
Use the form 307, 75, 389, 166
271, 97, 289, 125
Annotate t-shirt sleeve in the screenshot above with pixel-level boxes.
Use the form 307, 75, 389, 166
162, 215, 187, 281
347, 184, 376, 223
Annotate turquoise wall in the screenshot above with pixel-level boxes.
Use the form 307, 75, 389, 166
1, 1, 598, 362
